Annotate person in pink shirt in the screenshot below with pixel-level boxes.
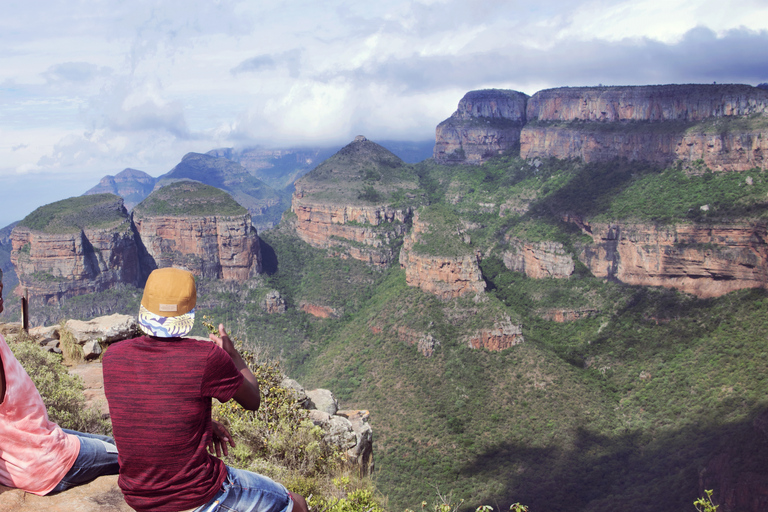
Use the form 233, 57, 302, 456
0, 267, 119, 495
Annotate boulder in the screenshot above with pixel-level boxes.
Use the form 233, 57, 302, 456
0, 475, 131, 512
337, 409, 374, 474
65, 314, 137, 344
281, 378, 309, 407
305, 388, 338, 415
82, 340, 103, 360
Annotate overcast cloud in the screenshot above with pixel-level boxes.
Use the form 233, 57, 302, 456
1, 0, 767, 227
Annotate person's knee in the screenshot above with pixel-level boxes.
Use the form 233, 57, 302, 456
290, 492, 308, 512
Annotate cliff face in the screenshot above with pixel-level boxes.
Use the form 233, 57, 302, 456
577, 221, 768, 298
291, 198, 410, 267
133, 213, 261, 280
11, 186, 263, 304
433, 89, 528, 164
525, 85, 768, 123
503, 239, 575, 279
290, 136, 417, 267
398, 213, 485, 299
466, 318, 524, 351
436, 84, 768, 170
10, 220, 140, 304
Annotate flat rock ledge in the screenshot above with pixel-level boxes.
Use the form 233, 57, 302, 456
0, 475, 131, 512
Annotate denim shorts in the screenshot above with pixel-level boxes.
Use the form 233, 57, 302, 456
49, 429, 120, 494
190, 466, 293, 512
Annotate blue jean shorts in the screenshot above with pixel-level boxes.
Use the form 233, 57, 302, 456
191, 466, 293, 512
49, 429, 120, 494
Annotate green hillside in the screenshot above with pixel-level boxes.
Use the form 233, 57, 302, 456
133, 180, 247, 217
13, 149, 768, 511
157, 152, 283, 226
295, 137, 421, 206
17, 194, 130, 234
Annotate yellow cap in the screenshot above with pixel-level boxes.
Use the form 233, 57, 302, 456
141, 268, 196, 317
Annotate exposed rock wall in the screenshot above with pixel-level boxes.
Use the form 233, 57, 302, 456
466, 318, 524, 351
398, 214, 485, 299
677, 130, 768, 171
10, 220, 140, 304
291, 197, 410, 267
434, 89, 528, 164
436, 84, 768, 170
503, 239, 575, 279
525, 85, 768, 122
133, 213, 261, 280
577, 221, 768, 298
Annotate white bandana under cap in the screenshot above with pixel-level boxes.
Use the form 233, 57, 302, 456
138, 304, 196, 338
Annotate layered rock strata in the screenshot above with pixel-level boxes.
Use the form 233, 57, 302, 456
436, 84, 768, 170
466, 318, 524, 351
538, 308, 599, 322
11, 217, 140, 305
577, 221, 768, 298
522, 85, 768, 170
503, 239, 575, 279
290, 136, 416, 267
133, 213, 261, 280
434, 89, 528, 164
398, 213, 485, 299
291, 199, 411, 267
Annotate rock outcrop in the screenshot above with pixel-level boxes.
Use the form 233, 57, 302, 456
290, 136, 417, 267
0, 475, 131, 512
577, 221, 768, 298
11, 184, 263, 306
435, 84, 768, 170
10, 195, 141, 305
133, 214, 261, 280
133, 181, 261, 280
433, 89, 528, 164
291, 199, 410, 267
398, 212, 485, 299
466, 318, 524, 351
503, 239, 575, 279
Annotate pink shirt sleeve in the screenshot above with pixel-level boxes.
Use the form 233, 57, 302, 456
0, 335, 80, 495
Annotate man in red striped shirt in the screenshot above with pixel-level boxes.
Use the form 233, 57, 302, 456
104, 267, 308, 512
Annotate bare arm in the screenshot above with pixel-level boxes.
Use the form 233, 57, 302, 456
209, 324, 260, 411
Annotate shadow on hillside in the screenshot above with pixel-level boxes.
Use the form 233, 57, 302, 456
260, 239, 278, 275
530, 158, 662, 220
457, 407, 768, 512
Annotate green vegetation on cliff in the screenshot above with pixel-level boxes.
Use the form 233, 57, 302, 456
133, 180, 248, 217
18, 194, 130, 234
15, 147, 768, 512
295, 138, 421, 205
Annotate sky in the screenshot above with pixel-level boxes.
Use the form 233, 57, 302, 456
1, 0, 767, 229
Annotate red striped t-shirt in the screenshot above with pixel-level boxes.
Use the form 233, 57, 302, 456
103, 336, 244, 512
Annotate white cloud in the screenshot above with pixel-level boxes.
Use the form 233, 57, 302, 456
0, 0, 766, 227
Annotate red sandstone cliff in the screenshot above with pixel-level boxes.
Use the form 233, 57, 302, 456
291, 196, 411, 267
290, 136, 417, 267
433, 89, 528, 164
576, 221, 768, 298
10, 197, 141, 304
436, 84, 768, 170
526, 85, 768, 123
503, 238, 575, 279
398, 211, 485, 299
133, 213, 261, 280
